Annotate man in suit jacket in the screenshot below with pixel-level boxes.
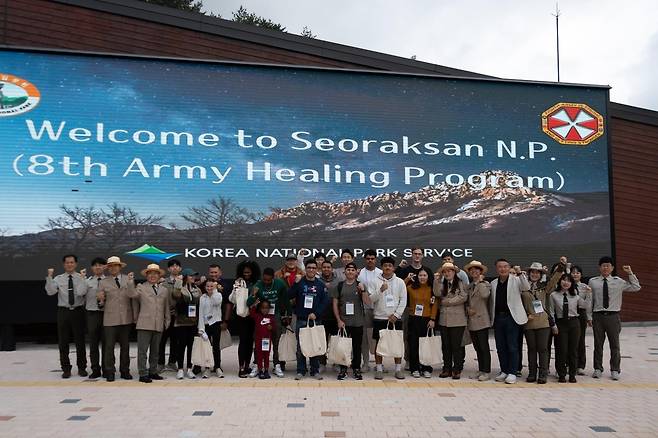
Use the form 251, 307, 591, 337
489, 258, 529, 384
127, 263, 176, 383
97, 256, 135, 382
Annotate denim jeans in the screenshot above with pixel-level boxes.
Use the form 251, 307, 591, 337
493, 313, 522, 375
295, 318, 322, 375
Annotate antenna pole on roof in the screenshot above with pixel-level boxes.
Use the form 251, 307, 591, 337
552, 2, 561, 82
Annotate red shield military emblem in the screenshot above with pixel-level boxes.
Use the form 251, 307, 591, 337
541, 103, 604, 145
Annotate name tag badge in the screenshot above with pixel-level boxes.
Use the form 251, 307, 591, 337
188, 305, 197, 318
385, 294, 395, 308
346, 302, 355, 315
304, 295, 314, 309
268, 303, 276, 315
415, 304, 424, 316
261, 338, 270, 351
532, 299, 544, 314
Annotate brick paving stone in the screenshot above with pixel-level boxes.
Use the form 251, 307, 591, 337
324, 432, 346, 437
66, 416, 89, 421
590, 426, 616, 432
321, 411, 339, 417
80, 407, 102, 412
0, 416, 15, 421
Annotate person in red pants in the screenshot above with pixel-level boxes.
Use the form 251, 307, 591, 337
250, 299, 276, 379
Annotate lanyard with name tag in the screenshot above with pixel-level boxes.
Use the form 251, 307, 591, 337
261, 338, 270, 351
415, 304, 424, 316
385, 293, 395, 308
346, 302, 355, 315
304, 295, 314, 309
188, 305, 197, 318
532, 299, 544, 314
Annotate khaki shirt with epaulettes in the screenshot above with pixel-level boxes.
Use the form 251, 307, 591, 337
521, 267, 563, 330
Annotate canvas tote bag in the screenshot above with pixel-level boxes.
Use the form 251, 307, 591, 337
278, 327, 298, 362
327, 327, 352, 366
229, 279, 250, 317
419, 328, 441, 366
191, 336, 214, 368
376, 321, 404, 358
299, 318, 327, 358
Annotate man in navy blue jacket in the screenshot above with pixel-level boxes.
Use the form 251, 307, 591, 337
289, 258, 330, 380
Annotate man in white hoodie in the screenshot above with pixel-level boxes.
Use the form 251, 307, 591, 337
369, 257, 407, 380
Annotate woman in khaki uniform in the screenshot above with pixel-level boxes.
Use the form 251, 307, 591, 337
521, 259, 565, 384
434, 263, 468, 379
464, 261, 492, 381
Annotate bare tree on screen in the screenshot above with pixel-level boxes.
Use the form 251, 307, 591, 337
98, 203, 164, 253
181, 196, 254, 247
42, 205, 104, 252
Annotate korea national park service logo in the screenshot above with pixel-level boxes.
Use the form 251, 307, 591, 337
541, 102, 604, 145
0, 74, 41, 117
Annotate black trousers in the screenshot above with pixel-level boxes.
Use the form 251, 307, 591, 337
340, 326, 364, 371
577, 309, 588, 369
525, 327, 550, 379
556, 318, 580, 378
235, 314, 254, 370
57, 307, 87, 371
547, 330, 560, 373
470, 328, 491, 373
439, 325, 465, 372
86, 310, 104, 374
517, 325, 524, 372
103, 324, 131, 375
158, 316, 176, 366
174, 325, 196, 370
408, 315, 433, 373
205, 323, 222, 371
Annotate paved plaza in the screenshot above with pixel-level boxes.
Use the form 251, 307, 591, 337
1, 326, 658, 438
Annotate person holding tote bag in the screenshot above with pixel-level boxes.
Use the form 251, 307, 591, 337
288, 258, 330, 380
197, 279, 225, 378
230, 260, 261, 378
434, 263, 468, 380
405, 267, 438, 378
331, 262, 370, 380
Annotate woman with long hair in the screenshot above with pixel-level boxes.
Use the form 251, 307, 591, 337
171, 268, 201, 380
405, 267, 438, 378
548, 273, 589, 383
231, 260, 261, 378
434, 263, 467, 379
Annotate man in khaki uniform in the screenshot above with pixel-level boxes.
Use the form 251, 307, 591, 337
127, 263, 176, 383
97, 256, 135, 382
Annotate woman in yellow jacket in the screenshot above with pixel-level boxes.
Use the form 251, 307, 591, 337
405, 267, 438, 378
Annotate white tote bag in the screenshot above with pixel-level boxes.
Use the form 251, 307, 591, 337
327, 327, 352, 366
376, 321, 404, 358
219, 329, 232, 350
229, 279, 250, 317
191, 336, 214, 368
299, 318, 327, 358
419, 328, 441, 366
278, 327, 297, 362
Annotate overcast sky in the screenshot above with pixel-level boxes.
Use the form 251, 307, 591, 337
202, 0, 658, 111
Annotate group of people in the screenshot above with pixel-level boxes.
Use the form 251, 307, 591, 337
46, 248, 641, 384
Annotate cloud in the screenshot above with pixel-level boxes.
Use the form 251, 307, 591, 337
202, 0, 658, 110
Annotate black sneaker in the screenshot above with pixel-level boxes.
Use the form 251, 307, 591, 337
558, 376, 567, 383
258, 371, 266, 380
105, 374, 115, 382
149, 374, 164, 380
526, 375, 537, 383
353, 370, 363, 380
263, 371, 271, 379
568, 376, 577, 383
337, 371, 347, 380
78, 369, 88, 377
238, 368, 248, 378
120, 373, 133, 380
139, 376, 152, 383
61, 369, 71, 379
89, 371, 102, 379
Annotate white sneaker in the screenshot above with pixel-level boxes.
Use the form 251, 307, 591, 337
202, 369, 210, 379
495, 372, 508, 382
176, 369, 184, 380
248, 367, 259, 378
577, 368, 586, 376
411, 371, 420, 378
478, 373, 491, 382
611, 371, 620, 381
504, 374, 517, 384
274, 364, 284, 378
186, 369, 196, 379
216, 368, 224, 378
592, 369, 603, 378
422, 371, 432, 379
